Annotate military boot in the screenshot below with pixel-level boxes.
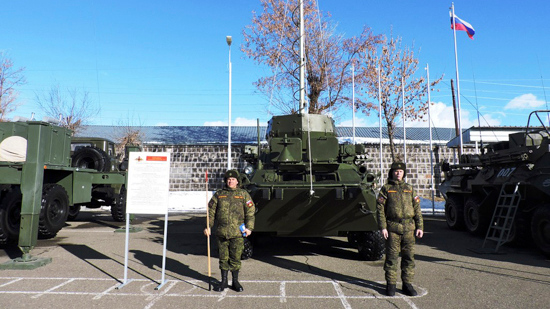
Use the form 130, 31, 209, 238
402, 283, 418, 296
386, 283, 396, 296
214, 270, 228, 292
231, 270, 243, 292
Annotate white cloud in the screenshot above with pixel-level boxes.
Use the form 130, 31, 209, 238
405, 101, 501, 128
233, 117, 260, 126
203, 120, 226, 126
337, 117, 371, 127
505, 93, 545, 110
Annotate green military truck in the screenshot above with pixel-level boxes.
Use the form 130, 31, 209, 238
69, 136, 137, 221
0, 121, 131, 262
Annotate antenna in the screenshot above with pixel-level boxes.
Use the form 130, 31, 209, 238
299, 0, 306, 114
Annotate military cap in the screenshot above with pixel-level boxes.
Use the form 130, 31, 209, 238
224, 169, 240, 181
389, 161, 407, 178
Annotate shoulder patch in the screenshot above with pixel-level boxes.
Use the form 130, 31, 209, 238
414, 195, 420, 203
246, 200, 254, 207
377, 196, 386, 204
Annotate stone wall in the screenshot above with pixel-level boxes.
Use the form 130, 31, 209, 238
142, 143, 464, 197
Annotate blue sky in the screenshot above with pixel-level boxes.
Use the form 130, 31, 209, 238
3, 0, 550, 128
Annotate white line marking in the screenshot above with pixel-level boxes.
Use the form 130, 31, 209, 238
332, 281, 352, 309
0, 277, 23, 288
144, 280, 178, 309
279, 281, 286, 303
32, 278, 75, 298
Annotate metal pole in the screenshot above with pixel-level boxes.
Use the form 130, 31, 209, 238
402, 76, 407, 162
226, 36, 232, 170
427, 64, 435, 215
378, 66, 383, 188
352, 64, 355, 144
451, 3, 464, 155
299, 0, 306, 114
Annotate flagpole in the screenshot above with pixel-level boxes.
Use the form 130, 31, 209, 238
402, 76, 407, 162
352, 64, 356, 144
378, 66, 383, 188
451, 2, 464, 156
426, 64, 435, 215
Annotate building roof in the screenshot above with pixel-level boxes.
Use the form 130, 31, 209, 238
76, 125, 457, 145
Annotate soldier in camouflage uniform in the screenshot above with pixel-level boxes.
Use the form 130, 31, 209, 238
376, 162, 423, 297
204, 170, 255, 292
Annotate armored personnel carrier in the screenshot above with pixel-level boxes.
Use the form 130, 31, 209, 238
240, 113, 385, 260
439, 110, 550, 256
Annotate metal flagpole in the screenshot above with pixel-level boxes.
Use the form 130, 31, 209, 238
352, 64, 356, 144
205, 170, 212, 291
378, 66, 383, 188
402, 76, 407, 162
226, 36, 232, 169
451, 3, 464, 155
426, 64, 435, 215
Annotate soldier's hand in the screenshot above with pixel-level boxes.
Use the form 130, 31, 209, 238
204, 227, 210, 236
381, 229, 388, 239
415, 229, 423, 238
244, 228, 252, 237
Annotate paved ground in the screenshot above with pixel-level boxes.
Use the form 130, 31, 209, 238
0, 210, 548, 309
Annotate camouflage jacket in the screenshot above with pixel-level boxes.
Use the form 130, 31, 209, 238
208, 186, 255, 239
376, 179, 423, 234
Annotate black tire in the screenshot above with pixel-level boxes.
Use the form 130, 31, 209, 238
111, 186, 126, 222
347, 231, 359, 246
445, 195, 465, 230
72, 146, 111, 172
531, 206, 550, 257
241, 237, 253, 260
357, 231, 385, 261
464, 196, 490, 236
67, 205, 81, 221
38, 184, 69, 239
0, 187, 22, 244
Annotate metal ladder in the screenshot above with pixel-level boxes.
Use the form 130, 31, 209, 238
482, 182, 521, 253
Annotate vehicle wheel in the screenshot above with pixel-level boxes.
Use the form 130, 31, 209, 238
0, 187, 22, 244
241, 237, 253, 260
531, 206, 550, 257
347, 231, 359, 245
71, 146, 111, 172
357, 231, 385, 261
67, 205, 81, 221
445, 195, 465, 230
464, 196, 490, 236
39, 184, 69, 239
111, 186, 126, 222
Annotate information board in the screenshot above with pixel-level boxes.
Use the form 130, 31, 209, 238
126, 152, 170, 215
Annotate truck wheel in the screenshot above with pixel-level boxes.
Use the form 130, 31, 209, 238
445, 195, 465, 230
67, 205, 81, 221
0, 187, 22, 244
39, 184, 69, 239
531, 206, 550, 256
357, 231, 385, 261
111, 186, 127, 222
241, 237, 253, 260
72, 146, 111, 172
464, 196, 490, 236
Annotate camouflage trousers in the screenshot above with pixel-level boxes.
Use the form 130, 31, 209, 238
384, 231, 416, 284
217, 237, 244, 271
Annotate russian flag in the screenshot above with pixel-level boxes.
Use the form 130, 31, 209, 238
450, 12, 475, 39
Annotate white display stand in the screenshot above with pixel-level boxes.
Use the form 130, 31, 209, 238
118, 152, 171, 290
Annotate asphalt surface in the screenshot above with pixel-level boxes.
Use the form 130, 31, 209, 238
0, 210, 548, 309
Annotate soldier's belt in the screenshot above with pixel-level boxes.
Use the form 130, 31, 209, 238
388, 218, 414, 224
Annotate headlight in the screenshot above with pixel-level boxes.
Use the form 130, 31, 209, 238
244, 165, 254, 175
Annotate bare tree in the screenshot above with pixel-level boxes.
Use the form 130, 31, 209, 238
358, 35, 442, 161
242, 0, 382, 115
0, 52, 26, 121
113, 114, 144, 157
35, 84, 100, 134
